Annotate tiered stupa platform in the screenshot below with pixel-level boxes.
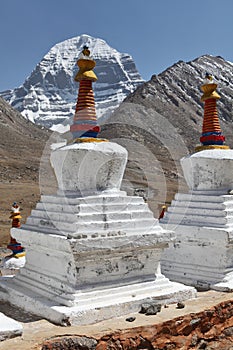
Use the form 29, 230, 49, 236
161, 75, 233, 291
0, 47, 195, 325
0, 141, 195, 325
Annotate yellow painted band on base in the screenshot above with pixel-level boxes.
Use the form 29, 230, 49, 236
72, 137, 109, 144
14, 252, 26, 258
195, 145, 230, 152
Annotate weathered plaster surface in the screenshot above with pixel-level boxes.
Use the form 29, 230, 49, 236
181, 150, 233, 191
162, 150, 233, 291
0, 142, 195, 325
50, 142, 128, 195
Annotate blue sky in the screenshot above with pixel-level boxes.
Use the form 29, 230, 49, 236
0, 0, 232, 91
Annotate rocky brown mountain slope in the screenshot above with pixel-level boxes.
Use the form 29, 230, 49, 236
0, 96, 50, 245
99, 55, 233, 214
125, 54, 233, 150
0, 96, 50, 180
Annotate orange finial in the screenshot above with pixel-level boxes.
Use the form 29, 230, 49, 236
195, 73, 229, 152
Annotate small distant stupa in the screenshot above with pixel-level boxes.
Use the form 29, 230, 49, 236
195, 73, 229, 152
7, 202, 25, 258
0, 203, 26, 275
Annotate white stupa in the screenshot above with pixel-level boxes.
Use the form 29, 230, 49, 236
161, 74, 233, 291
0, 47, 195, 325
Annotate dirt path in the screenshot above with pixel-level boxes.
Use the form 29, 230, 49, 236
0, 291, 232, 350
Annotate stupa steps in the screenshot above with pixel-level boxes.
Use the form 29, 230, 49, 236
21, 224, 164, 239
29, 208, 154, 223
171, 199, 233, 210
0, 276, 72, 308
71, 280, 174, 308
40, 193, 144, 206
163, 258, 230, 274
12, 274, 73, 304
16, 267, 161, 299
24, 217, 158, 235
162, 212, 233, 227
163, 191, 233, 226
167, 206, 232, 217
36, 201, 148, 214
162, 262, 229, 283
175, 192, 233, 203
66, 281, 192, 310
10, 273, 178, 309
1, 276, 191, 314
18, 266, 74, 295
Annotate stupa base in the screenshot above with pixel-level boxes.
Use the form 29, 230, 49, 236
0, 189, 196, 326
161, 190, 233, 290
161, 227, 233, 291
0, 276, 195, 326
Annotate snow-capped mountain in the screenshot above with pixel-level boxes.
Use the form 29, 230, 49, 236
0, 34, 143, 131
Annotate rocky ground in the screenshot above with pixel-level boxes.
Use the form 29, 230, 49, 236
0, 291, 232, 350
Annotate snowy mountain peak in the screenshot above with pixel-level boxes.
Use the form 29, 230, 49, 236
0, 34, 143, 130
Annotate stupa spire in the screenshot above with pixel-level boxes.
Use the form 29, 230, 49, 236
195, 73, 229, 152
70, 45, 106, 143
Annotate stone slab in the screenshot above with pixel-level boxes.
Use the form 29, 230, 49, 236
0, 312, 22, 341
